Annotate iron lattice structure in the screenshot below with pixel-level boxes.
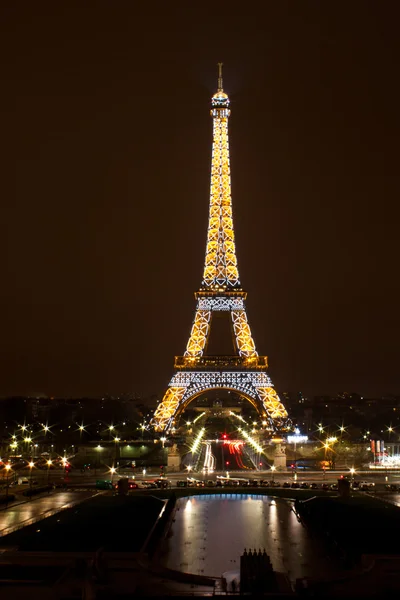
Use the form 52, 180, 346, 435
152, 65, 290, 433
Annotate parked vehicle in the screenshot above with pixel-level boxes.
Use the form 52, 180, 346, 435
309, 483, 318, 490
321, 483, 329, 491
96, 479, 114, 490
300, 482, 309, 489
291, 482, 300, 489
283, 482, 291, 488
385, 484, 398, 492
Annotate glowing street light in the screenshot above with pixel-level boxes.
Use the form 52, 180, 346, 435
109, 425, 114, 431
114, 437, 121, 443
28, 461, 35, 498
24, 436, 32, 444
5, 464, 11, 505
270, 464, 276, 482
186, 464, 192, 473
160, 436, 166, 448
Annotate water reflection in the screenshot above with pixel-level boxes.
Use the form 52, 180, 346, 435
162, 493, 340, 583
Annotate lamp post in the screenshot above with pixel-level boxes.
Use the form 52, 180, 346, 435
46, 459, 52, 490
29, 461, 34, 499
114, 437, 121, 468
5, 464, 11, 506
350, 467, 355, 484
110, 466, 116, 487
270, 465, 276, 483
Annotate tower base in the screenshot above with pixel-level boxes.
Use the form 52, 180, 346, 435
167, 444, 181, 472
272, 441, 287, 471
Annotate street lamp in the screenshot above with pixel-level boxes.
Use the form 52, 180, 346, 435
270, 465, 276, 483
29, 461, 34, 498
160, 437, 166, 448
5, 464, 11, 506
46, 459, 52, 488
350, 467, 355, 483
186, 464, 192, 473
110, 466, 116, 487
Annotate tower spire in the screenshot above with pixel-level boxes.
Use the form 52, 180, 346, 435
217, 62, 223, 91
203, 64, 238, 289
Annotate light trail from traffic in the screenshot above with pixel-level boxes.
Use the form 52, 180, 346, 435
203, 441, 216, 472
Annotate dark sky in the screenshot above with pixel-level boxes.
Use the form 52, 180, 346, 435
1, 2, 399, 398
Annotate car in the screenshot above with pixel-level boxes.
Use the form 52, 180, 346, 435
300, 482, 309, 489
215, 480, 223, 487
291, 482, 300, 489
260, 480, 270, 487
154, 478, 169, 489
321, 483, 329, 491
206, 480, 215, 487
269, 481, 280, 487
177, 480, 188, 487
248, 480, 259, 487
136, 481, 151, 489
196, 481, 205, 487
283, 482, 291, 488
128, 482, 138, 490
359, 481, 375, 491
145, 481, 157, 489
330, 483, 338, 491
385, 484, 398, 492
309, 483, 318, 490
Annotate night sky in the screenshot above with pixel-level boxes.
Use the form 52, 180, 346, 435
2, 3, 399, 398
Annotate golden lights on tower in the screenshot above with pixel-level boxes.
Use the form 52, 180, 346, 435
151, 65, 289, 433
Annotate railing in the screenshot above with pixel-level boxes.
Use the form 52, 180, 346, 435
174, 355, 268, 369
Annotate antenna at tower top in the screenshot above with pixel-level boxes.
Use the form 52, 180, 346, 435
217, 62, 223, 91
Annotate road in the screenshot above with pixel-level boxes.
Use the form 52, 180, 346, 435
161, 494, 342, 585
0, 491, 95, 536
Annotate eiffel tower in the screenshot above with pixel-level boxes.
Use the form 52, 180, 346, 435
152, 65, 290, 434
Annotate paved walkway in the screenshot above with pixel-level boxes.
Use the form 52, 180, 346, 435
0, 491, 95, 537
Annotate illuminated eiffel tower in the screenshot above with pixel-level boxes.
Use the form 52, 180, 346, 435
152, 65, 290, 434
